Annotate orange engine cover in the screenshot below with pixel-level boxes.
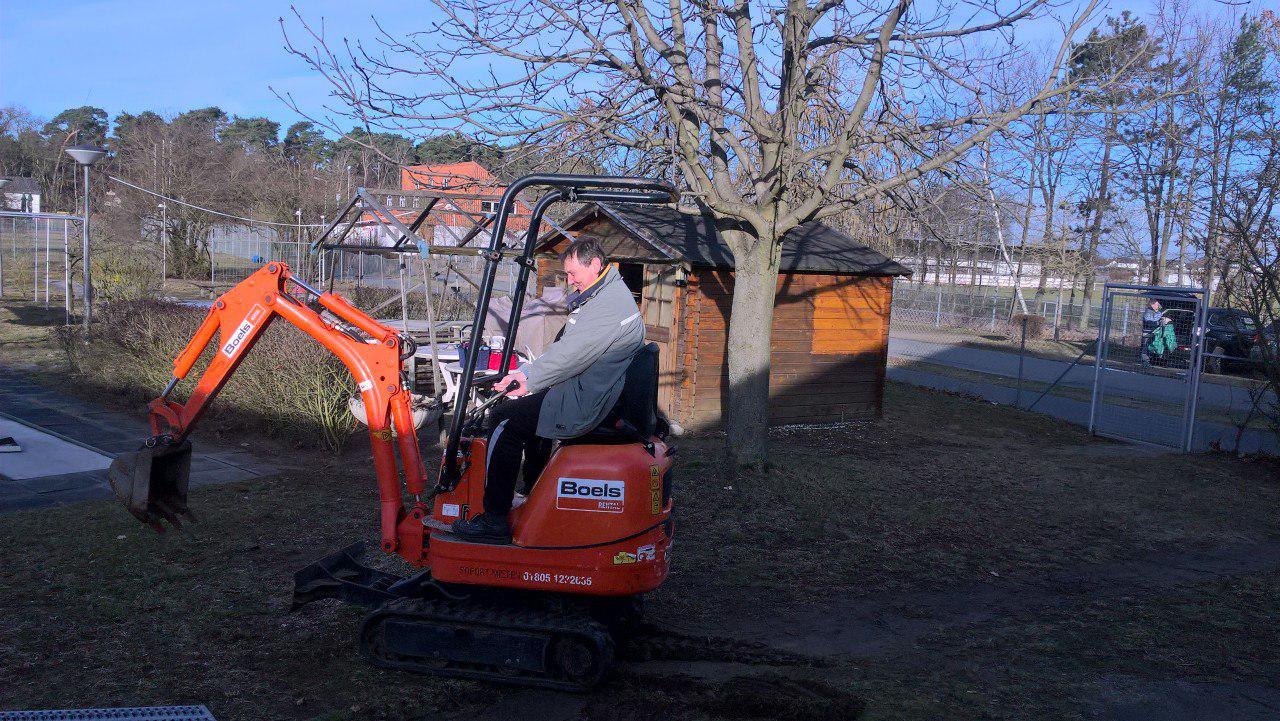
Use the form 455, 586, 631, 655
429, 439, 675, 596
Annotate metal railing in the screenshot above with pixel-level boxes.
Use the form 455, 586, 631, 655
0, 213, 81, 318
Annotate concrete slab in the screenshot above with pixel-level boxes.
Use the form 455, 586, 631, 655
0, 374, 282, 513
19, 470, 106, 494
0, 418, 111, 481
188, 463, 263, 488
200, 450, 278, 473
29, 485, 114, 505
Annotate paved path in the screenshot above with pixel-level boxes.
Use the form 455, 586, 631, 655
888, 334, 1275, 453
0, 374, 276, 513
888, 335, 1267, 413
886, 365, 1277, 454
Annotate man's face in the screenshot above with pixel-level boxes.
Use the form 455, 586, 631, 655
564, 254, 604, 293
1151, 301, 1162, 312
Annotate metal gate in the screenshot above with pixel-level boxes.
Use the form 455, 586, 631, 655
0, 211, 81, 313
1089, 283, 1209, 451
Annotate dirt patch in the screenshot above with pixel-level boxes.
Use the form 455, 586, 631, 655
582, 674, 864, 721
1, 349, 1279, 719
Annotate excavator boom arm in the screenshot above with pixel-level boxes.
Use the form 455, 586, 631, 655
111, 262, 428, 552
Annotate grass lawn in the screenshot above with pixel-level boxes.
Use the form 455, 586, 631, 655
2, 300, 1280, 719
0, 302, 68, 370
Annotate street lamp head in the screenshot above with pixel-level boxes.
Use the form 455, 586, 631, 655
65, 144, 108, 166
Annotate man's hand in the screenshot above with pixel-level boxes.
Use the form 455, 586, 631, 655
496, 370, 530, 398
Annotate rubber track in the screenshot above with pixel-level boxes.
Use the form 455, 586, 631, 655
621, 623, 826, 667
359, 596, 615, 691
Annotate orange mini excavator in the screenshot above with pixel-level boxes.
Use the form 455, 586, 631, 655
107, 175, 678, 689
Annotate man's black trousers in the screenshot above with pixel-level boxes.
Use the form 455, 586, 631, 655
484, 390, 553, 516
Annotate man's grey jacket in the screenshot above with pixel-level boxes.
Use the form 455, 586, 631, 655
522, 265, 644, 439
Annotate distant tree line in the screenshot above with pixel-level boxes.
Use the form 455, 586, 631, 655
0, 104, 545, 279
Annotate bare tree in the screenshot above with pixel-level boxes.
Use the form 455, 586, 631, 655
109, 110, 254, 279
1221, 126, 1278, 437
1194, 14, 1276, 292
1118, 0, 1204, 287
1069, 11, 1152, 327
282, 0, 1100, 468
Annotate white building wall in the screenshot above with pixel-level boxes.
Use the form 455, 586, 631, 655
2, 191, 40, 213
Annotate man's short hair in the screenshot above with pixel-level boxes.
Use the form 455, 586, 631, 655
560, 238, 607, 267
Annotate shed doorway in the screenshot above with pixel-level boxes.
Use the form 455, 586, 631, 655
641, 264, 682, 415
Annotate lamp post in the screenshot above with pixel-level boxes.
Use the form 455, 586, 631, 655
157, 202, 167, 282
65, 144, 107, 332
319, 214, 326, 284
295, 208, 302, 278
0, 178, 8, 296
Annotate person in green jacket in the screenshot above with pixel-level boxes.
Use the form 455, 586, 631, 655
1147, 316, 1177, 362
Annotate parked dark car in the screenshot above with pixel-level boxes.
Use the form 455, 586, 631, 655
1250, 319, 1278, 372
1201, 308, 1259, 375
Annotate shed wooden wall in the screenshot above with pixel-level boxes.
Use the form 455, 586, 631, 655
676, 270, 891, 428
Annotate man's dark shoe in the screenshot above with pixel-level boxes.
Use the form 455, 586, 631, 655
451, 512, 512, 543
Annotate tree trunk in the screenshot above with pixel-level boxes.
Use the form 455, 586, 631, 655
723, 229, 781, 472
1077, 122, 1115, 332
1034, 254, 1049, 303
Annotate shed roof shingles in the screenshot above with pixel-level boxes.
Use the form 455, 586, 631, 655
552, 202, 911, 277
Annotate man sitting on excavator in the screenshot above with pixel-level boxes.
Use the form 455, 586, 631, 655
451, 238, 645, 542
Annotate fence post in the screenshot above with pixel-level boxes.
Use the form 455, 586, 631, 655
934, 284, 942, 327
1121, 300, 1129, 336
1015, 315, 1028, 408
44, 220, 51, 305
64, 220, 71, 324
989, 283, 998, 330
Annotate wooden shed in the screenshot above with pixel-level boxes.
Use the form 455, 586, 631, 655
534, 203, 911, 429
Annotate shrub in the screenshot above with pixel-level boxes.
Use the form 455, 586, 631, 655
346, 279, 476, 322
82, 300, 358, 452
95, 247, 162, 303
50, 324, 84, 375
1010, 313, 1046, 340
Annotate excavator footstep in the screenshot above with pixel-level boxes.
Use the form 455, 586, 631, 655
107, 440, 193, 533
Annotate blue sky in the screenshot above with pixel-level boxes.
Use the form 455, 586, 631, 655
0, 0, 1197, 136
0, 0, 440, 130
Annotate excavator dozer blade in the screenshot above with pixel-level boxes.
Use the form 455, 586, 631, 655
107, 440, 195, 533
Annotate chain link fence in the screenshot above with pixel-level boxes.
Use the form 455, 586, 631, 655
889, 278, 1102, 341
203, 225, 520, 296
1089, 285, 1207, 451
0, 213, 80, 314
886, 276, 1276, 454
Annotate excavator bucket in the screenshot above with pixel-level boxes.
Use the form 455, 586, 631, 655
107, 440, 194, 532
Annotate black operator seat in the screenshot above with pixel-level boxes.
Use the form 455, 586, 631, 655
562, 343, 668, 445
